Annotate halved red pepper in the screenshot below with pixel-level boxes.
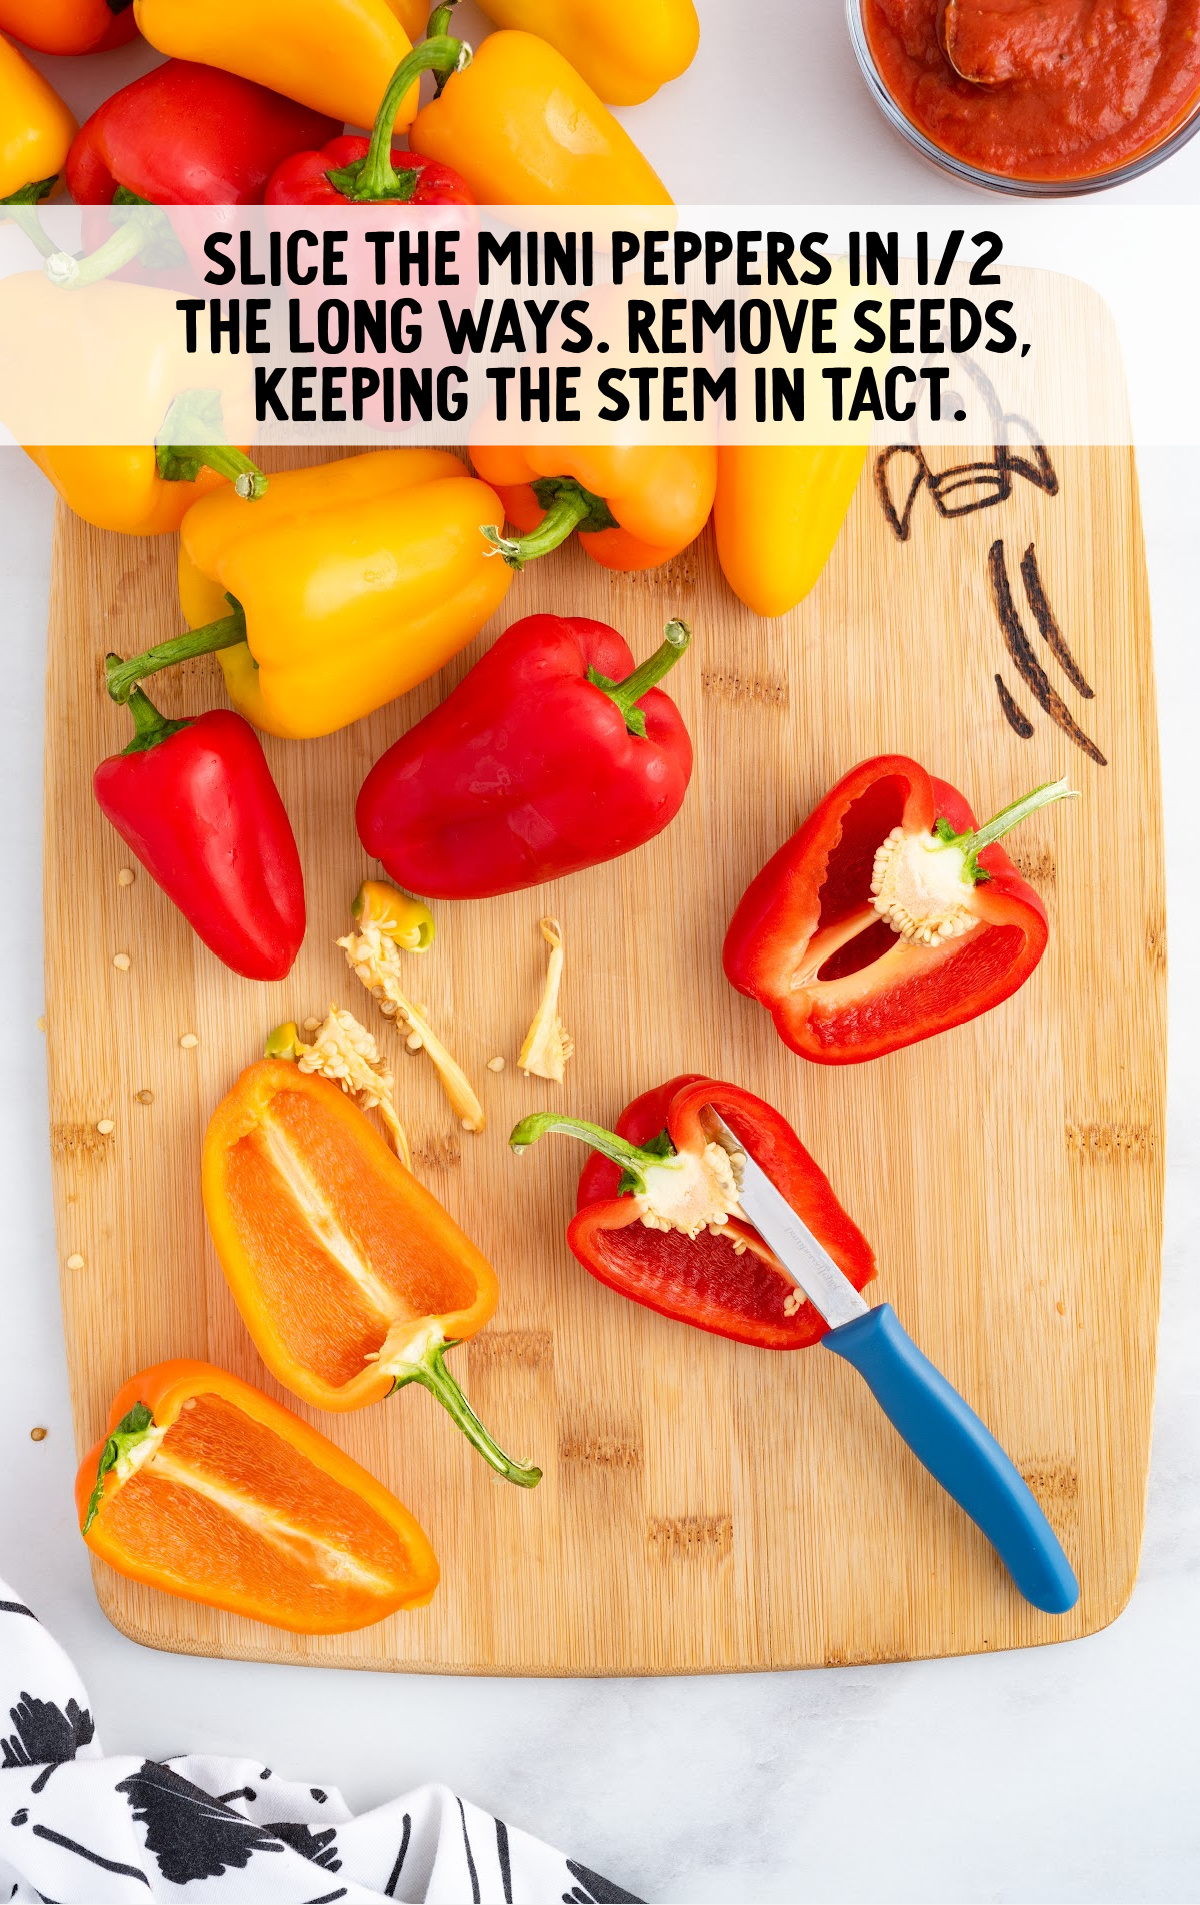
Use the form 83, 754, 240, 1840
357, 612, 694, 898
93, 680, 305, 982
510, 1075, 876, 1349
723, 755, 1076, 1065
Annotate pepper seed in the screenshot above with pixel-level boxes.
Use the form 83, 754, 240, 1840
117, 868, 135, 887
96, 1119, 115, 1136
135, 1089, 154, 1105
487, 1056, 506, 1072
65, 1254, 84, 1271
113, 952, 131, 972
29, 1427, 47, 1443
179, 1033, 199, 1049
36, 1016, 45, 1033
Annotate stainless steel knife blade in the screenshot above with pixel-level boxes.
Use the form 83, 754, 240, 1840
707, 1110, 869, 1330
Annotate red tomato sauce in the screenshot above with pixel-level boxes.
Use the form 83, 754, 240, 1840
863, 0, 1200, 179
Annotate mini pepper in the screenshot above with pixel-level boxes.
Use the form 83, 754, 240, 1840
0, 1, 137, 55
473, 445, 717, 574
714, 445, 869, 618
473, 0, 699, 105
723, 755, 1078, 1064
93, 677, 306, 981
203, 1056, 542, 1486
357, 613, 694, 898
0, 35, 76, 206
132, 0, 417, 131
397, 3, 671, 205
510, 1074, 876, 1347
103, 450, 512, 739
78, 1359, 438, 1633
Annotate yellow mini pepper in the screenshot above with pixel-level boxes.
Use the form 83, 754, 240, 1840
713, 446, 869, 619
0, 34, 76, 205
104, 450, 512, 739
132, 0, 418, 131
407, 13, 672, 205
474, 0, 699, 105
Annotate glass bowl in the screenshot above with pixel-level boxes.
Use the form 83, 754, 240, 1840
846, 0, 1200, 196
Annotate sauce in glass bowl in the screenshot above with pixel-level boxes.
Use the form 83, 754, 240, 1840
861, 0, 1200, 184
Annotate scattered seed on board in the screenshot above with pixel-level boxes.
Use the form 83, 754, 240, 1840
405, 1031, 424, 1052
30, 1427, 47, 1443
135, 1089, 154, 1105
112, 952, 131, 972
65, 1254, 84, 1271
487, 1056, 505, 1072
303, 1017, 321, 1033
36, 1016, 45, 1033
179, 1033, 199, 1049
96, 1119, 115, 1136
117, 868, 135, 887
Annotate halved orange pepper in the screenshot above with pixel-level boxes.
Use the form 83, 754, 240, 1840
471, 443, 717, 574
76, 1359, 439, 1633
202, 1057, 542, 1487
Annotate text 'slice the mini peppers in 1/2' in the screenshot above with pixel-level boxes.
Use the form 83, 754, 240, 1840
0, 0, 137, 55
714, 445, 870, 618
472, 445, 717, 574
132, 0, 419, 130
723, 754, 1078, 1063
0, 36, 77, 204
509, 1075, 876, 1347
358, 612, 694, 899
473, 0, 699, 105
66, 59, 340, 207
402, 4, 673, 205
202, 1058, 541, 1486
97, 451, 510, 739
77, 1359, 439, 1634
92, 684, 306, 982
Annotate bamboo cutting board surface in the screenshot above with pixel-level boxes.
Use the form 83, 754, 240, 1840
43, 436, 1164, 1675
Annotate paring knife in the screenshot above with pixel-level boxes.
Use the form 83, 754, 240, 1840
707, 1111, 1079, 1615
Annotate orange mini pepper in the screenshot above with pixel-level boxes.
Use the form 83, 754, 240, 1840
77, 1359, 439, 1633
472, 444, 717, 574
99, 451, 510, 738
202, 1057, 542, 1486
405, 8, 671, 205
0, 34, 77, 205
0, 1, 137, 55
713, 445, 869, 618
473, 0, 699, 105
132, 0, 417, 130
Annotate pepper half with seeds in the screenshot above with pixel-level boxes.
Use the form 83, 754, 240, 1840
723, 754, 1077, 1064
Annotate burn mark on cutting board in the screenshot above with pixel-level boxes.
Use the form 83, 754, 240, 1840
701, 668, 788, 710
51, 1123, 113, 1163
559, 1421, 643, 1471
988, 541, 1106, 765
1065, 1121, 1154, 1163
647, 1514, 733, 1561
468, 1330, 553, 1371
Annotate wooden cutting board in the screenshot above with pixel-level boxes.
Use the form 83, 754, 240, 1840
43, 435, 1164, 1674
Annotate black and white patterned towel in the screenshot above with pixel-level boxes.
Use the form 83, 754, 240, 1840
0, 1578, 641, 1905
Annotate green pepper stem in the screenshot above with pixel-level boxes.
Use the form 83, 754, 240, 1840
104, 605, 247, 706
1, 193, 60, 254
155, 389, 267, 497
114, 677, 191, 754
395, 1342, 541, 1488
509, 1112, 676, 1194
937, 775, 1078, 880
334, 28, 471, 202
481, 488, 594, 570
44, 211, 150, 288
592, 621, 691, 733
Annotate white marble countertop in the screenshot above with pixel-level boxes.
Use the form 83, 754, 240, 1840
2, 5, 1198, 1899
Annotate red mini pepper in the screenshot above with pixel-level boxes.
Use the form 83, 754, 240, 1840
510, 1075, 876, 1349
357, 613, 694, 899
68, 59, 339, 206
724, 755, 1077, 1065
93, 678, 306, 982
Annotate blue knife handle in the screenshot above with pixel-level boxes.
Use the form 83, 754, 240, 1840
822, 1304, 1079, 1614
